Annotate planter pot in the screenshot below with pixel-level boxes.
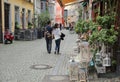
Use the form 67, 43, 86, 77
42, 30, 44, 37
32, 28, 38, 40
14, 29, 20, 40
37, 30, 43, 39
24, 29, 33, 41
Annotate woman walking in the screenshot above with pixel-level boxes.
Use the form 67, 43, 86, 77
52, 23, 61, 54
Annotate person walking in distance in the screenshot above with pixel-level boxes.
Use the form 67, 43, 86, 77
52, 23, 61, 54
44, 21, 53, 54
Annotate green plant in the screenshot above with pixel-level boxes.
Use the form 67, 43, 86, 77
15, 21, 20, 29
38, 10, 50, 30
93, 8, 100, 14
28, 22, 33, 29
89, 27, 118, 46
96, 15, 115, 29
89, 15, 118, 45
78, 8, 83, 20
75, 20, 83, 33
75, 20, 93, 34
112, 59, 117, 66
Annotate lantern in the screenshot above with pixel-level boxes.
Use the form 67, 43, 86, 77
78, 68, 87, 82
73, 46, 79, 53
95, 52, 102, 65
95, 52, 101, 60
68, 59, 79, 81
103, 55, 111, 67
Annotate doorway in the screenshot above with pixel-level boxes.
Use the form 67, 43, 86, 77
0, 0, 3, 42
4, 3, 10, 30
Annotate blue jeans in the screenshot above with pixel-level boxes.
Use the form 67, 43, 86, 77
55, 38, 61, 53
46, 38, 52, 53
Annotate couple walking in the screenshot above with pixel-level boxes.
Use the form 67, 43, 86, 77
44, 21, 63, 54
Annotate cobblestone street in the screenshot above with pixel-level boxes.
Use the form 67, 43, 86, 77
0, 30, 77, 82
1, 0, 120, 82
0, 30, 120, 82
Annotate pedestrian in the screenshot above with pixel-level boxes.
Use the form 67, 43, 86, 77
59, 23, 62, 30
52, 23, 61, 54
44, 21, 53, 54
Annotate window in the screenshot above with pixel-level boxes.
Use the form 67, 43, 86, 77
41, 2, 43, 9
28, 10, 31, 22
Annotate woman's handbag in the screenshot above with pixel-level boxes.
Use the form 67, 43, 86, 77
60, 32, 65, 40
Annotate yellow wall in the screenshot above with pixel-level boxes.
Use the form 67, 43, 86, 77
1, 0, 4, 34
3, 0, 34, 32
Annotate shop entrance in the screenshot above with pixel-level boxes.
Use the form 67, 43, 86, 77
0, 0, 3, 42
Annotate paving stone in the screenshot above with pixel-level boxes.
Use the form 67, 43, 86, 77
0, 30, 120, 82
42, 75, 70, 82
0, 30, 77, 82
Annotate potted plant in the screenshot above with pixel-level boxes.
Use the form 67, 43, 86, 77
14, 21, 21, 40
28, 22, 33, 29
15, 21, 20, 29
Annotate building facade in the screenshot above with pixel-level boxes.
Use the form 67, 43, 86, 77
34, 0, 41, 28
64, 0, 84, 27
56, 0, 83, 27
55, 0, 64, 24
48, 0, 55, 24
34, 0, 41, 14
41, 0, 48, 12
1, 0, 34, 42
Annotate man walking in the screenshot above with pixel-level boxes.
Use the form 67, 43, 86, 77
44, 21, 53, 54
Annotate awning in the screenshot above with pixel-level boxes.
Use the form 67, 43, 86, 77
57, 0, 77, 7
62, 0, 77, 5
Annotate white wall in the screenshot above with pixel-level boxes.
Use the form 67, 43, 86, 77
48, 0, 55, 24
35, 0, 41, 14
64, 2, 82, 25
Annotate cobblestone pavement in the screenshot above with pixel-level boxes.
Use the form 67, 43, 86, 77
0, 30, 77, 82
0, 30, 120, 82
